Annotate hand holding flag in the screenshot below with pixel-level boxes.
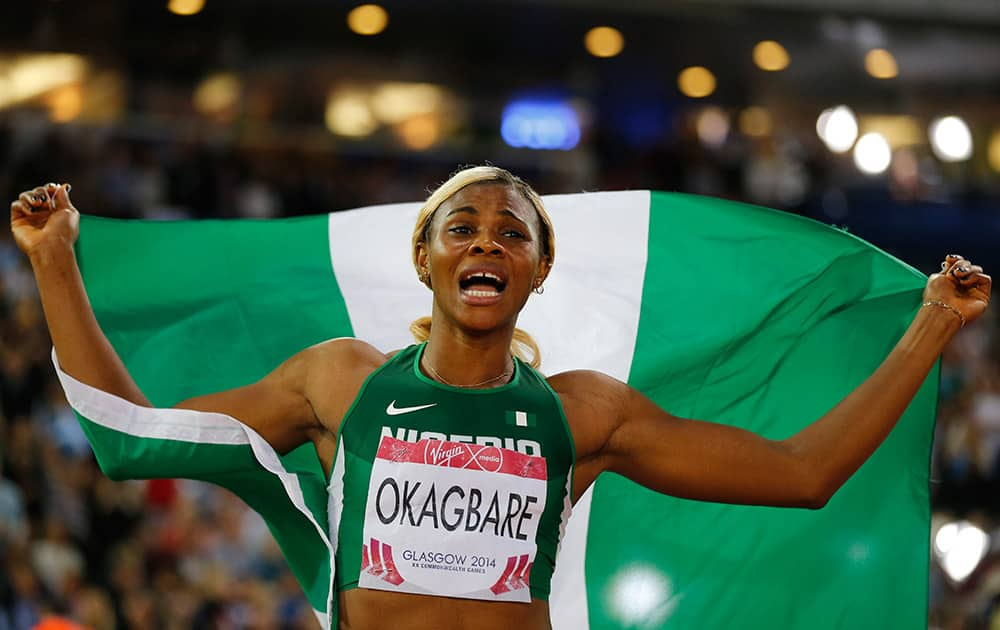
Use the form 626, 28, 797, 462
9, 182, 79, 260
923, 254, 991, 325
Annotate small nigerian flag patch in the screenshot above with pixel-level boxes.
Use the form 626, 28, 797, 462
506, 410, 536, 428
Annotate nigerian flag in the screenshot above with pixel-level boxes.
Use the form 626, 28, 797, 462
54, 191, 936, 629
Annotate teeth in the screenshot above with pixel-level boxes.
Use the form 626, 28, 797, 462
466, 271, 502, 283
464, 288, 499, 297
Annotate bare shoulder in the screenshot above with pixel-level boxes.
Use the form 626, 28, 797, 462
294, 338, 389, 430
547, 369, 629, 409
298, 337, 389, 376
547, 370, 629, 461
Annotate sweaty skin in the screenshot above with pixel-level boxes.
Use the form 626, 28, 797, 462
11, 180, 992, 630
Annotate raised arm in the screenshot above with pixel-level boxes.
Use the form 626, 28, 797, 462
11, 183, 320, 453
562, 255, 990, 508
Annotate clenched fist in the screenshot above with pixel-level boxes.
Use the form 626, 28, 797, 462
9, 183, 79, 259
924, 254, 991, 326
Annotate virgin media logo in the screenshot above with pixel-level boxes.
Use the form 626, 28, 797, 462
375, 436, 547, 481
422, 440, 504, 474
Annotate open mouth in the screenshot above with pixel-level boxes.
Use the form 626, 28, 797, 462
458, 271, 507, 297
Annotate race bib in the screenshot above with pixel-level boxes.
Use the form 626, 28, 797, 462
359, 436, 548, 602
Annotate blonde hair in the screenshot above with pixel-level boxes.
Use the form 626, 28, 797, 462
409, 165, 555, 368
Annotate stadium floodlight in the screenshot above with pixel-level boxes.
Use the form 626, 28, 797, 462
677, 66, 716, 99
753, 40, 790, 71
930, 116, 973, 162
817, 106, 858, 153
864, 49, 898, 79
325, 88, 378, 138
168, 0, 205, 16
853, 132, 891, 175
347, 4, 388, 36
933, 520, 990, 584
585, 26, 625, 58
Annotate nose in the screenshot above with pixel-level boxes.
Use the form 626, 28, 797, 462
470, 231, 504, 256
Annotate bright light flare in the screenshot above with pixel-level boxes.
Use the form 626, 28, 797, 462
0, 53, 88, 110
865, 48, 898, 79
347, 4, 388, 36
853, 132, 891, 175
325, 88, 377, 137
606, 564, 678, 627
585, 26, 625, 58
677, 66, 716, 99
930, 116, 973, 162
935, 523, 959, 555
817, 105, 858, 153
933, 521, 989, 584
167, 0, 205, 16
370, 82, 444, 124
753, 40, 790, 71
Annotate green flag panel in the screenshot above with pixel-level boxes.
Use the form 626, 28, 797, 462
75, 214, 355, 612
585, 193, 935, 629
77, 215, 353, 402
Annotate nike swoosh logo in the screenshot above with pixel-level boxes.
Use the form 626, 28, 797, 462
386, 400, 438, 416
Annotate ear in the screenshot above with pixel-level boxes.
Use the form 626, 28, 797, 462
415, 241, 431, 286
534, 255, 552, 288
415, 241, 428, 269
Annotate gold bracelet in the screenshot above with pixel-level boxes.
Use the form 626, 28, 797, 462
922, 300, 966, 327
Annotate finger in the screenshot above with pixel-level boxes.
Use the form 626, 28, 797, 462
11, 198, 52, 223
18, 191, 45, 208
970, 273, 992, 296
11, 199, 29, 218
948, 260, 975, 278
953, 263, 980, 277
942, 258, 966, 276
53, 183, 73, 210
33, 186, 52, 204
960, 271, 991, 295
957, 269, 983, 287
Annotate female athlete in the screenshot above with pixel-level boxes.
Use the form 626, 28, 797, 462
9, 166, 992, 630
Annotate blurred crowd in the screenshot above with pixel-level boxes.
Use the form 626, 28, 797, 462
0, 107, 828, 224
0, 115, 998, 630
0, 249, 318, 628
930, 309, 1000, 630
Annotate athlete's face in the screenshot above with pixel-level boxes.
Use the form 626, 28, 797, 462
416, 183, 550, 332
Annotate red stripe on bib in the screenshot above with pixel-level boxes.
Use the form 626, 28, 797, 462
376, 437, 547, 480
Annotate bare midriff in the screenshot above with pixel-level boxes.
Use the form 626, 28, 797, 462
337, 589, 552, 630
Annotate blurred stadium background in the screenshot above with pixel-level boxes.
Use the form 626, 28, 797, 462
0, 1, 998, 628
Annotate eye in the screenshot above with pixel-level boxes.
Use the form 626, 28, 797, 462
448, 225, 473, 234
503, 229, 526, 239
